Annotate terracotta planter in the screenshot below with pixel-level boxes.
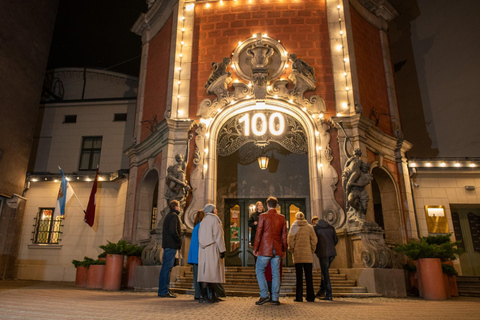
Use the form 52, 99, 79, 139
75, 266, 88, 287
86, 264, 106, 289
443, 273, 451, 299
418, 258, 448, 300
448, 275, 459, 297
99, 257, 107, 261
124, 256, 142, 289
103, 254, 124, 291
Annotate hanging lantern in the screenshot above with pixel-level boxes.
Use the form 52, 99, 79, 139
258, 155, 269, 170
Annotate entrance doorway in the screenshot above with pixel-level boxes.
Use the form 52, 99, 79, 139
451, 206, 480, 276
224, 198, 305, 267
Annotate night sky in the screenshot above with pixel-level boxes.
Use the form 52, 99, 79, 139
47, 1, 148, 77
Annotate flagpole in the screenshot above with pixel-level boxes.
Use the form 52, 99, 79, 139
58, 165, 86, 213
73, 192, 86, 213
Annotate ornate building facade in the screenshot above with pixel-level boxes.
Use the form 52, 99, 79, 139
126, 0, 414, 292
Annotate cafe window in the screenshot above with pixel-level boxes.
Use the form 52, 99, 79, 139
32, 208, 63, 244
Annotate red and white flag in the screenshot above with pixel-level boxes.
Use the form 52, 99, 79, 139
84, 168, 98, 227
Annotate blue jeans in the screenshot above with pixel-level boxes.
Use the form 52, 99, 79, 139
319, 256, 335, 297
256, 250, 281, 301
158, 248, 177, 295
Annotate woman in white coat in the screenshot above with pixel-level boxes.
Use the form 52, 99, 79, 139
198, 204, 226, 303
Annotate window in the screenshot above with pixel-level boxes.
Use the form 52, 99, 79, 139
114, 113, 127, 121
64, 115, 77, 123
33, 208, 63, 244
79, 136, 102, 170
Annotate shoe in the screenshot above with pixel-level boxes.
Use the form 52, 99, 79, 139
293, 299, 303, 302
315, 290, 325, 297
158, 292, 176, 298
271, 300, 280, 305
216, 297, 225, 302
321, 297, 332, 301
255, 297, 271, 305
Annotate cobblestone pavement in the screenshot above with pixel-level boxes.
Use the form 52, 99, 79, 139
1, 281, 479, 320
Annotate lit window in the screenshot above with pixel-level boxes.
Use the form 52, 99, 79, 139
79, 136, 102, 170
33, 208, 63, 244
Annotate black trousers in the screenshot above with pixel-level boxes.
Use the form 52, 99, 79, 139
295, 263, 314, 301
319, 256, 335, 298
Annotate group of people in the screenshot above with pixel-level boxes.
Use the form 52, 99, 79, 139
252, 197, 338, 305
158, 200, 226, 303
157, 197, 338, 305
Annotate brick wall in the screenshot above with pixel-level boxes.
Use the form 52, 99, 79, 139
350, 7, 392, 136
190, 0, 336, 117
142, 14, 174, 142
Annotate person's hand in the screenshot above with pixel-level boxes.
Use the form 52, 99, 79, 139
220, 251, 226, 259
281, 251, 286, 258
254, 221, 257, 225
253, 250, 258, 257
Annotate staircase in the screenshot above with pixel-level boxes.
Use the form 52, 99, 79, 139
170, 267, 381, 298
457, 276, 480, 297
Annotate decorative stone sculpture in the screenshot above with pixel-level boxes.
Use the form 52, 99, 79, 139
289, 53, 316, 82
205, 57, 231, 89
165, 153, 190, 201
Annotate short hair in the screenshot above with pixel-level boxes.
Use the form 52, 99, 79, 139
169, 200, 180, 210
311, 216, 319, 224
194, 210, 205, 226
266, 197, 278, 209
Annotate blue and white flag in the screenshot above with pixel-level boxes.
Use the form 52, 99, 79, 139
53, 168, 75, 220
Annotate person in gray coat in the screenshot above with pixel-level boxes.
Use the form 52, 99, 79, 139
314, 219, 338, 300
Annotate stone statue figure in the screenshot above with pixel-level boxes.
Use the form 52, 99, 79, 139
289, 53, 316, 82
342, 147, 373, 226
205, 57, 231, 89
165, 153, 191, 201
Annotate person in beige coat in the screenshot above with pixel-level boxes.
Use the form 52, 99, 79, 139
288, 212, 318, 302
198, 204, 226, 303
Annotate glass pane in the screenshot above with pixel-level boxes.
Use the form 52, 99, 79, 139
79, 152, 90, 170
93, 137, 102, 149
92, 151, 101, 168
248, 202, 257, 248
289, 204, 300, 228
229, 205, 240, 252
83, 138, 93, 149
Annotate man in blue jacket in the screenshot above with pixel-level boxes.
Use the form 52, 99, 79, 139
314, 218, 338, 300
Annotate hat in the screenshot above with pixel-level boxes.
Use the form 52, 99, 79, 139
311, 216, 319, 221
203, 204, 215, 213
295, 212, 305, 220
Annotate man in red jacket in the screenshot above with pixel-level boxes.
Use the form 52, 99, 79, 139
253, 196, 287, 306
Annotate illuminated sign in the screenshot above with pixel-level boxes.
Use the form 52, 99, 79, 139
238, 112, 285, 136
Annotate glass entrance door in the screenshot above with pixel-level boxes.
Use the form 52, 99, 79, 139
224, 198, 306, 267
451, 208, 480, 276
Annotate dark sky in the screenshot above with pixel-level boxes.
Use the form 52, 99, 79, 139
47, 1, 148, 77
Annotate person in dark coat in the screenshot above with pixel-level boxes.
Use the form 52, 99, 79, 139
314, 218, 338, 300
158, 200, 182, 298
248, 201, 264, 247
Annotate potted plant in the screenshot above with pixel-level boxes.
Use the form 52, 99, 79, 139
395, 234, 461, 300
124, 243, 145, 289
403, 263, 418, 296
72, 257, 95, 287
86, 259, 107, 289
442, 263, 459, 297
98, 251, 107, 261
100, 240, 128, 290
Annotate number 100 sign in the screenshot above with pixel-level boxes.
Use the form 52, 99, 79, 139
238, 112, 285, 136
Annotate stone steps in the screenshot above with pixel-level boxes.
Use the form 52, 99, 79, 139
170, 267, 382, 298
457, 276, 480, 297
